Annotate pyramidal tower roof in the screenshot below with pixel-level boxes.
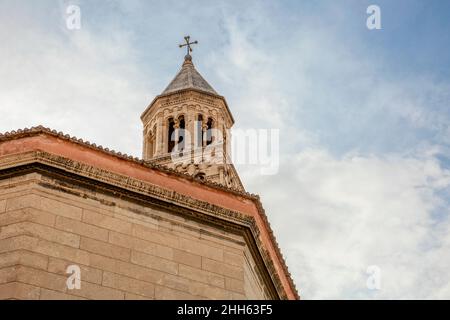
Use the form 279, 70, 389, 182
162, 54, 218, 96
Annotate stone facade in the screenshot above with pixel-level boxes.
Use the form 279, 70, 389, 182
0, 172, 271, 300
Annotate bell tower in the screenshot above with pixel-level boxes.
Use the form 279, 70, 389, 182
141, 37, 244, 191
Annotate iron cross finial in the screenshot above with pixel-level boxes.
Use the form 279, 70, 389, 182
179, 36, 198, 56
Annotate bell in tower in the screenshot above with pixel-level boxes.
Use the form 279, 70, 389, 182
141, 36, 244, 191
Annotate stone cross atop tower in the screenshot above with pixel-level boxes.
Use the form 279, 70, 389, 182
141, 38, 244, 191
178, 35, 198, 57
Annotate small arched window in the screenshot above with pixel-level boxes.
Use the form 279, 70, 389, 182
152, 125, 157, 156
168, 118, 175, 152
206, 118, 214, 146
147, 132, 154, 158
196, 114, 203, 148
178, 116, 185, 151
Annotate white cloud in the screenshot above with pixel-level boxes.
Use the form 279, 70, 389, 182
211, 6, 450, 299
0, 5, 151, 157
244, 148, 450, 299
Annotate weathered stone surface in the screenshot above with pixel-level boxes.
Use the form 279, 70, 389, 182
102, 272, 155, 299
155, 285, 200, 300
0, 266, 18, 284
40, 288, 87, 300
0, 208, 56, 228
0, 282, 41, 300
125, 292, 149, 300
70, 281, 125, 300
39, 197, 83, 221
0, 222, 80, 248
202, 257, 244, 280
225, 277, 245, 293
133, 224, 179, 248
224, 250, 245, 267
47, 257, 103, 285
0, 250, 48, 270
83, 210, 132, 235
108, 231, 156, 256
130, 250, 178, 275
80, 237, 131, 262
16, 265, 68, 293
179, 264, 225, 288
0, 164, 286, 300
55, 216, 109, 242
179, 237, 223, 262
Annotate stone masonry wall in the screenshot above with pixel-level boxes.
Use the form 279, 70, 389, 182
0, 172, 272, 300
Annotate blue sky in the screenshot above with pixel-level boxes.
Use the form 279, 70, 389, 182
1, 0, 450, 299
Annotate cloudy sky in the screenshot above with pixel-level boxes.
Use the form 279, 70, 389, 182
1, 0, 450, 299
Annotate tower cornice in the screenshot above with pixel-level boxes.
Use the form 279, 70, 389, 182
141, 89, 234, 126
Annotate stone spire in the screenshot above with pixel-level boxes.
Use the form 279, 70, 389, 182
161, 54, 218, 96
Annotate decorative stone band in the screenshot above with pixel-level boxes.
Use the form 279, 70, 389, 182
0, 150, 249, 225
